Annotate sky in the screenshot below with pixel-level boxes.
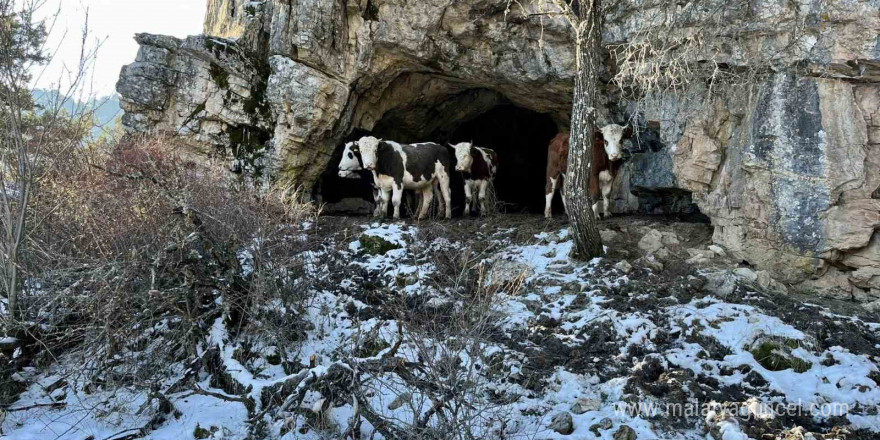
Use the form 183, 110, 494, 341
33, 0, 207, 96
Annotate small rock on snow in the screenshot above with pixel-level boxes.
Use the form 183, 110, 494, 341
589, 417, 614, 436
637, 255, 664, 271
548, 411, 574, 435
569, 397, 601, 414
733, 267, 758, 283
613, 425, 638, 440
615, 260, 633, 274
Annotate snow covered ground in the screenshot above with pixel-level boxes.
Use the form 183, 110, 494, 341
3, 216, 879, 439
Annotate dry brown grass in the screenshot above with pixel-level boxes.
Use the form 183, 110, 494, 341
14, 133, 319, 388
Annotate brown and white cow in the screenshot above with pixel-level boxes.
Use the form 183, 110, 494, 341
544, 124, 627, 219
338, 136, 453, 220
450, 142, 499, 215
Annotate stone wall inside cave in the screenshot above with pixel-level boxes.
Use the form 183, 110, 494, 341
115, 0, 879, 301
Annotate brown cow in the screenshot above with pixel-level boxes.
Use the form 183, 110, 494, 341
544, 132, 570, 218
544, 124, 627, 219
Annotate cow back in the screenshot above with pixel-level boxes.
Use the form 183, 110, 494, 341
401, 142, 452, 183
470, 147, 497, 180
482, 148, 499, 176
375, 141, 406, 184
546, 132, 570, 179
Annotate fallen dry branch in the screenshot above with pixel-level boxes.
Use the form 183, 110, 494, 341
6, 401, 66, 412
193, 384, 256, 415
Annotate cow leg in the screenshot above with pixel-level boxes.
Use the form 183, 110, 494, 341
544, 177, 557, 218
372, 186, 382, 217
599, 170, 613, 219
373, 201, 382, 218
433, 181, 444, 218
464, 179, 474, 215
439, 175, 452, 219
379, 187, 391, 218
418, 186, 434, 220
391, 184, 403, 219
404, 191, 418, 218
560, 175, 568, 214
602, 192, 611, 219
478, 180, 489, 215
371, 171, 383, 217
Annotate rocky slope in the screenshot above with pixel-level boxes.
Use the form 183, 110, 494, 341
115, 0, 879, 301
5, 216, 880, 439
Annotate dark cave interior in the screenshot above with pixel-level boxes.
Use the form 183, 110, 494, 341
446, 105, 560, 215
318, 104, 563, 216
317, 95, 707, 221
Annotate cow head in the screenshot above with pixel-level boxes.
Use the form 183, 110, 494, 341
599, 124, 625, 161
337, 141, 363, 177
450, 142, 473, 172
357, 136, 382, 170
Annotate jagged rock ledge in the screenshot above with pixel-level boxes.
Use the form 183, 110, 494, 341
116, 0, 880, 303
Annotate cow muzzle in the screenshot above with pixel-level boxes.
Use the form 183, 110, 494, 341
338, 170, 355, 178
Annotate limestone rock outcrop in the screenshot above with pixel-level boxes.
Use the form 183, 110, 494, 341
116, 33, 273, 175
116, 0, 880, 300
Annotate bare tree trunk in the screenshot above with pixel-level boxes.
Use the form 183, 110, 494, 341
566, 0, 604, 259
5, 253, 19, 319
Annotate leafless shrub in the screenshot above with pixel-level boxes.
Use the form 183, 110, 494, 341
504, 0, 832, 124
608, 0, 832, 121
310, 230, 527, 439
0, 0, 101, 320
15, 134, 320, 395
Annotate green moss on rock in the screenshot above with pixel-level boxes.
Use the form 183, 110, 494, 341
355, 337, 390, 358
209, 62, 230, 89
194, 424, 218, 439
359, 234, 401, 255
216, 124, 272, 179
749, 338, 812, 373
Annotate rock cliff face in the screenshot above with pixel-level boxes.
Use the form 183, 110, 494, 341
116, 0, 879, 301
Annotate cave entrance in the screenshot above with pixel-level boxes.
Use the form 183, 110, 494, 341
443, 105, 558, 214
315, 129, 377, 216
318, 97, 562, 216
370, 102, 560, 216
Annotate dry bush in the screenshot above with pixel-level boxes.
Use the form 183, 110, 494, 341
16, 133, 319, 389
325, 228, 526, 440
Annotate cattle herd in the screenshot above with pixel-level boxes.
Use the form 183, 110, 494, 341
337, 124, 628, 220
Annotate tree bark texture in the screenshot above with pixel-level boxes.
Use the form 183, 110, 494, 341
566, 0, 604, 259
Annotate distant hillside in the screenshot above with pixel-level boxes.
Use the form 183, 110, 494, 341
31, 88, 122, 138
